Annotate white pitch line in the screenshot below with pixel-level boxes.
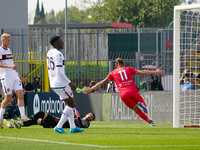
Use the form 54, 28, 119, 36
0, 136, 200, 148
0, 136, 105, 148
91, 125, 141, 128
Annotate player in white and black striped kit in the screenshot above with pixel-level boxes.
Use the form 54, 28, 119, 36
47, 36, 84, 134
0, 33, 30, 129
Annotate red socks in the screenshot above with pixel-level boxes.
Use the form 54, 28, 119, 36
136, 109, 150, 122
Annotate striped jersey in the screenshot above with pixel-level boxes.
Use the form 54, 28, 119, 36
0, 46, 18, 78
47, 48, 71, 88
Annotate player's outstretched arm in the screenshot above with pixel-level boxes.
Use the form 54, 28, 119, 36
137, 68, 164, 75
17, 73, 23, 80
0, 60, 18, 70
69, 82, 76, 92
84, 78, 110, 94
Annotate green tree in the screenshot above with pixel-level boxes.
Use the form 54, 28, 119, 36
33, 0, 40, 24
55, 9, 65, 24
46, 6, 85, 24
86, 0, 182, 28
67, 6, 84, 23
46, 10, 56, 24
34, 0, 47, 24
40, 3, 46, 24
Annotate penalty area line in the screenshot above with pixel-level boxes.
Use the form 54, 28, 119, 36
0, 136, 106, 148
0, 136, 200, 148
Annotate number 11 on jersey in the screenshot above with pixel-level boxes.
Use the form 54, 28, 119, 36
118, 70, 128, 81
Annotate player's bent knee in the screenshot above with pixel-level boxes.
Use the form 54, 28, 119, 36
68, 103, 75, 108
15, 90, 24, 99
132, 105, 139, 112
18, 95, 24, 101
65, 98, 76, 108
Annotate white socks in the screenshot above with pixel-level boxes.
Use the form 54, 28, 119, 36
0, 107, 26, 120
19, 107, 26, 118
0, 108, 5, 120
56, 106, 75, 128
68, 110, 75, 128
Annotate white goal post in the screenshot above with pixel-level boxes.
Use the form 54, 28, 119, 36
173, 4, 200, 128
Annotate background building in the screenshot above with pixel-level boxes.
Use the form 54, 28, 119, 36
0, 0, 28, 53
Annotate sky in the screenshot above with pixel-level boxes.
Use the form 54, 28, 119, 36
28, 0, 96, 24
29, 0, 74, 15
28, 0, 96, 14
28, 0, 200, 15
28, 0, 200, 24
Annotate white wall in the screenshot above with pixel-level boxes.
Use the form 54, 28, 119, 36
162, 75, 173, 91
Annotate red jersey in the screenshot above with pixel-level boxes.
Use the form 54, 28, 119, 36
106, 67, 138, 93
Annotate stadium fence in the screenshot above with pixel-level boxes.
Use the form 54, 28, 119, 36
0, 26, 175, 101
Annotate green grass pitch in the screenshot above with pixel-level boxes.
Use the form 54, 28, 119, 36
0, 121, 200, 150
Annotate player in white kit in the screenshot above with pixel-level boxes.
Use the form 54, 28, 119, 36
47, 36, 84, 134
0, 33, 30, 129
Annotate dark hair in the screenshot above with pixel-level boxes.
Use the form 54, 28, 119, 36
152, 74, 158, 80
34, 75, 40, 81
50, 36, 60, 46
185, 72, 193, 77
85, 112, 96, 121
89, 81, 96, 87
91, 112, 95, 121
115, 58, 124, 66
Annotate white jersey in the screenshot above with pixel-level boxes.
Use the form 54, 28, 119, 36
107, 81, 119, 92
47, 48, 71, 88
0, 46, 18, 79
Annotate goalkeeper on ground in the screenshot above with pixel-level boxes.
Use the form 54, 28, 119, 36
4, 108, 95, 129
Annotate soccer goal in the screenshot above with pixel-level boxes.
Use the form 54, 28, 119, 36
173, 4, 200, 128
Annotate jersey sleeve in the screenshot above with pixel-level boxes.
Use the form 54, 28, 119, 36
55, 53, 71, 84
129, 67, 138, 75
76, 118, 90, 128
55, 53, 63, 67
0, 50, 3, 60
106, 72, 113, 81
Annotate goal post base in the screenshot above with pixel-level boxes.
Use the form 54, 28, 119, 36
182, 125, 200, 128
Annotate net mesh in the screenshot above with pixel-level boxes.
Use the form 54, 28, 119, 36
179, 9, 200, 127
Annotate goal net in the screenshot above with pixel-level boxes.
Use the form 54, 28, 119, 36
173, 4, 200, 128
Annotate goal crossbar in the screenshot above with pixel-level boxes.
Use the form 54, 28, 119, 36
174, 4, 200, 11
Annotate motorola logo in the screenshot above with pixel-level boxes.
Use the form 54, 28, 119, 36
33, 94, 40, 114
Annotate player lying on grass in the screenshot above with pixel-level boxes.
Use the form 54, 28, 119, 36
84, 58, 165, 126
3, 108, 95, 129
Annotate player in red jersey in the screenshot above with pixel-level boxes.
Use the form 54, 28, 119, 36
84, 58, 165, 126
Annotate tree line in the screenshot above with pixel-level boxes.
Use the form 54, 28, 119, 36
34, 0, 182, 28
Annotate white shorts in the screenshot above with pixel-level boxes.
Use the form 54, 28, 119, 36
1, 76, 23, 95
52, 86, 74, 101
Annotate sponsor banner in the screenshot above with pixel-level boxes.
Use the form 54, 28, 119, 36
73, 93, 103, 121
27, 92, 65, 117
27, 91, 173, 122
104, 91, 173, 123
102, 93, 111, 121
27, 92, 103, 120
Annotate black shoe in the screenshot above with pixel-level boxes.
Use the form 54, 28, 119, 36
149, 120, 155, 126
0, 120, 3, 129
